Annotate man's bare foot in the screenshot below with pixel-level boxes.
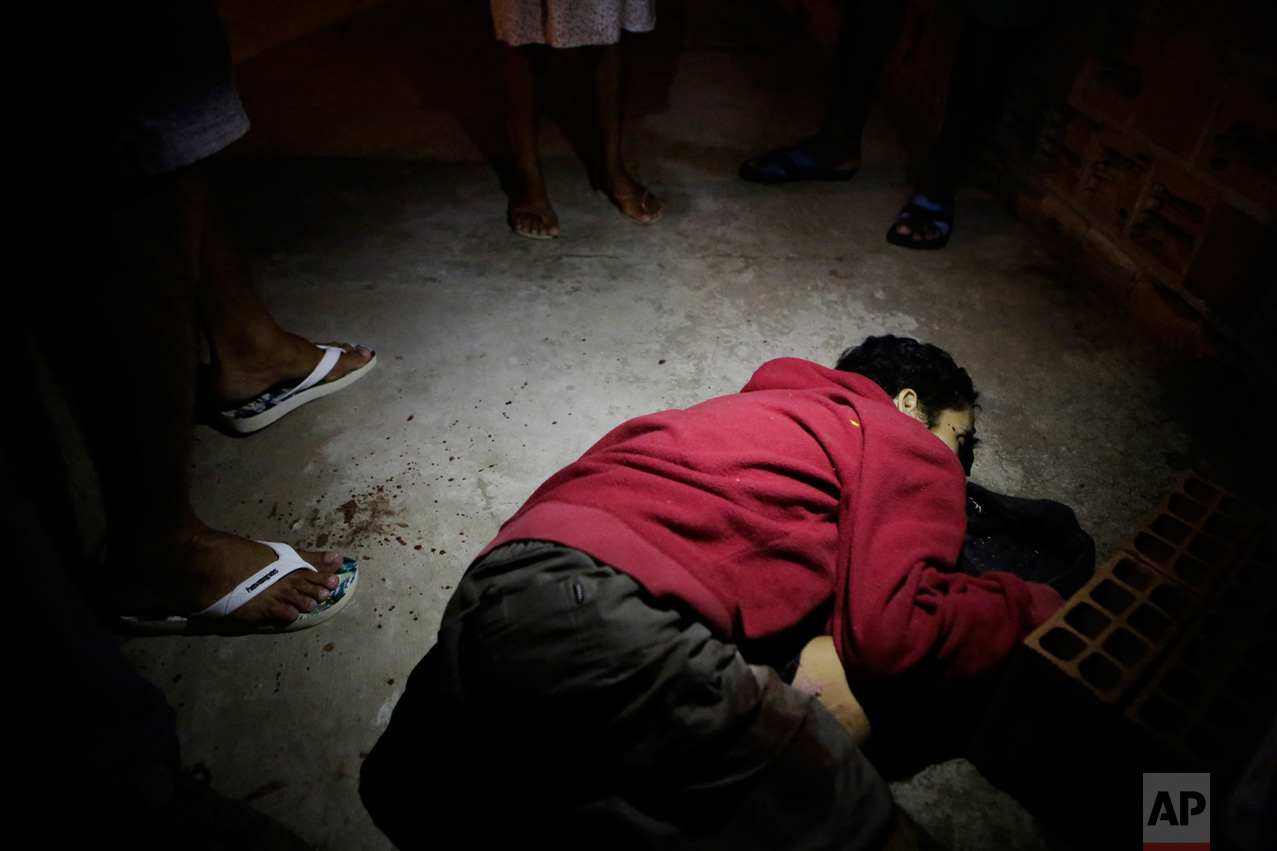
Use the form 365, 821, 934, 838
596, 171, 663, 224
891, 219, 948, 242
212, 334, 372, 408
114, 524, 344, 627
886, 193, 954, 250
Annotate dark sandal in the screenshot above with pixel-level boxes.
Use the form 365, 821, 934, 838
738, 147, 858, 185
886, 195, 954, 250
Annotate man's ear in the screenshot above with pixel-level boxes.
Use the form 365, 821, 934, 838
892, 388, 925, 423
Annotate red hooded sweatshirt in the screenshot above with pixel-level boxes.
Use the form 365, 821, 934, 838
481, 358, 1063, 687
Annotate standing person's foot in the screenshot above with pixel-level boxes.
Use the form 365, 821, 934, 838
595, 170, 663, 224
506, 174, 560, 239
886, 193, 954, 250
211, 334, 372, 406
208, 336, 375, 434
507, 200, 560, 239
739, 137, 860, 184
112, 524, 356, 634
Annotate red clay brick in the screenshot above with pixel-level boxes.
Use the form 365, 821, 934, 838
1023, 552, 1198, 704
1128, 162, 1214, 274
1193, 73, 1277, 206
1076, 129, 1152, 238
1127, 489, 1257, 594
1046, 109, 1100, 197
1134, 34, 1230, 159
971, 472, 1267, 819
1068, 24, 1163, 123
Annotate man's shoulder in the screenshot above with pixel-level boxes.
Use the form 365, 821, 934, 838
741, 358, 892, 405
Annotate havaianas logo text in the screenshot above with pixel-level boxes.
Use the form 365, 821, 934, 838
246, 568, 281, 592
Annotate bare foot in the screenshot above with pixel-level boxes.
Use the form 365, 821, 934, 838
888, 193, 953, 249
114, 524, 344, 627
506, 169, 559, 240
892, 219, 948, 242
507, 201, 560, 239
597, 171, 663, 224
213, 335, 373, 407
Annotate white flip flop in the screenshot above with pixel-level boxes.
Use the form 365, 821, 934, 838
218, 344, 376, 434
118, 542, 359, 636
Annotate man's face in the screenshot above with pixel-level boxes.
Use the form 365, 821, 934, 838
929, 406, 975, 458
892, 390, 976, 461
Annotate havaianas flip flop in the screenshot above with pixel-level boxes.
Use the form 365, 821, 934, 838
118, 542, 359, 636
738, 147, 859, 184
218, 344, 376, 434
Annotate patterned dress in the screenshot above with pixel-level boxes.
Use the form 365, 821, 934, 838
490, 0, 656, 48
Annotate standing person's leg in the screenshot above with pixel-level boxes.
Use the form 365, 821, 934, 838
739, 0, 911, 183
196, 171, 374, 429
588, 40, 662, 224
4, 440, 313, 850
887, 18, 1030, 248
53, 165, 345, 628
501, 43, 560, 239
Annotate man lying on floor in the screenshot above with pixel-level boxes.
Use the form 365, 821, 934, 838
360, 334, 1065, 851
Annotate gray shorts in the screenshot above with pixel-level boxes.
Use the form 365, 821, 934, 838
362, 541, 894, 850
69, 0, 249, 180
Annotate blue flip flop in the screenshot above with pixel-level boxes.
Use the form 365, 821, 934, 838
739, 147, 858, 184
886, 194, 954, 250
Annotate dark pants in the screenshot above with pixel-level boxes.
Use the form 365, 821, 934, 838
2, 397, 180, 842
361, 541, 894, 850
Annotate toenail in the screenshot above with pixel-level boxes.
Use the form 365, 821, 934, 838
318, 588, 331, 599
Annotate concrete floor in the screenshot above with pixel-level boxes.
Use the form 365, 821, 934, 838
107, 1, 1247, 848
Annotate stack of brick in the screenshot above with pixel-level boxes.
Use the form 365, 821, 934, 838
967, 473, 1273, 839
996, 1, 1277, 374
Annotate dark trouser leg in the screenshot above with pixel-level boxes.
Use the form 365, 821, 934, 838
361, 543, 895, 851
4, 446, 180, 842
7, 234, 176, 800
46, 165, 207, 575
358, 643, 457, 851
819, 0, 912, 157
915, 18, 1030, 202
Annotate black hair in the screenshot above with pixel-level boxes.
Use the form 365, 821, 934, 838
834, 335, 978, 427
